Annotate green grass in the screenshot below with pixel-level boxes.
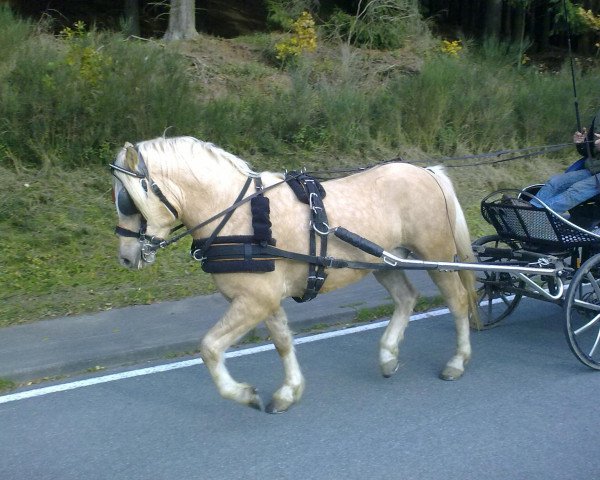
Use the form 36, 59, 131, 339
2, 7, 600, 328
0, 378, 16, 393
0, 165, 214, 327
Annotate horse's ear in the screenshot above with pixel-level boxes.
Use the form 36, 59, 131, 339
123, 143, 139, 171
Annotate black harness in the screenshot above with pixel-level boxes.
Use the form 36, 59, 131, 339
285, 172, 329, 302
190, 176, 277, 274
190, 172, 330, 302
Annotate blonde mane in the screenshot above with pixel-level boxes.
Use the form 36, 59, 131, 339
135, 136, 259, 178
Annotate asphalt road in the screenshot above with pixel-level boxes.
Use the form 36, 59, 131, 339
2, 298, 600, 480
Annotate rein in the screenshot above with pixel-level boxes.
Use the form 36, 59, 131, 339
111, 141, 575, 282
152, 175, 295, 248
301, 143, 572, 180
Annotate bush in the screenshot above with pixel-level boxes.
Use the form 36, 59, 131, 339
324, 0, 428, 50
0, 18, 202, 169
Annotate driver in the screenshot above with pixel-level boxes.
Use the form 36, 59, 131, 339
531, 127, 600, 213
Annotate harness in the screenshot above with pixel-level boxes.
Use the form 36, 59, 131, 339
190, 172, 330, 302
110, 155, 400, 302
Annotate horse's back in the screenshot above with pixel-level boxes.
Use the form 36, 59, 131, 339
322, 163, 458, 251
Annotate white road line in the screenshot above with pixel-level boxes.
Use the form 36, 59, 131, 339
0, 307, 452, 405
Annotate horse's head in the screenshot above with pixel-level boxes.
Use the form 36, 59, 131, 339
111, 142, 180, 269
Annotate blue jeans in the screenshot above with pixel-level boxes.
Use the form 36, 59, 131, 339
531, 169, 600, 213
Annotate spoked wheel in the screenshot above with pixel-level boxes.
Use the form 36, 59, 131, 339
472, 235, 525, 329
564, 253, 600, 370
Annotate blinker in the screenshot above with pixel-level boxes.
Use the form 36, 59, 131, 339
117, 188, 140, 216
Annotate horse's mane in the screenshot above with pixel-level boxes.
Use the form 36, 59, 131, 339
135, 136, 259, 178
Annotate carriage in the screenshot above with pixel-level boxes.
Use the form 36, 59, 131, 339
471, 186, 600, 370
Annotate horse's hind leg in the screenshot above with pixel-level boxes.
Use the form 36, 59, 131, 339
200, 296, 278, 411
428, 270, 471, 380
264, 307, 305, 414
373, 269, 418, 378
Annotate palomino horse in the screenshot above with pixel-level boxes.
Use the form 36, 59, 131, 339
111, 136, 478, 413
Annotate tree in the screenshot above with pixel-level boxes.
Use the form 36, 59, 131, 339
163, 0, 198, 41
123, 0, 141, 37
484, 0, 503, 39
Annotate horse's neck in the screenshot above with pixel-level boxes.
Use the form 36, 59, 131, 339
179, 158, 251, 231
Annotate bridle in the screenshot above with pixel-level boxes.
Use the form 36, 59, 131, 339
110, 153, 297, 263
110, 160, 180, 262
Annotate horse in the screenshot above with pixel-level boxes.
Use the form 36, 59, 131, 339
111, 136, 479, 413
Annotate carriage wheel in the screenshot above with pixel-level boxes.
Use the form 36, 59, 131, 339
564, 253, 600, 370
472, 235, 524, 329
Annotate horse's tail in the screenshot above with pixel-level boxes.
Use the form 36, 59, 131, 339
426, 166, 481, 329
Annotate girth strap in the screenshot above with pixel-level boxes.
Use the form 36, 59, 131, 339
285, 172, 329, 303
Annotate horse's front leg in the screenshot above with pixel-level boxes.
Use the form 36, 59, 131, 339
264, 307, 305, 414
200, 296, 276, 411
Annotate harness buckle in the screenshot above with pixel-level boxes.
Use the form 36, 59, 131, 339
308, 192, 321, 212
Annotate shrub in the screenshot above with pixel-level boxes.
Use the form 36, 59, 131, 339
0, 20, 202, 169
275, 11, 317, 63
324, 0, 428, 50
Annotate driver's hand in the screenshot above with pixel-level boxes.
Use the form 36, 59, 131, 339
574, 128, 587, 144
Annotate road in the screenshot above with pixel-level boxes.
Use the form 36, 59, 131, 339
2, 299, 600, 480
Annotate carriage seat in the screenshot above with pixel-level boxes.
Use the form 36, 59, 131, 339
517, 184, 600, 232
481, 189, 600, 251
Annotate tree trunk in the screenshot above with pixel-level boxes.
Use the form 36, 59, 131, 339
163, 0, 199, 42
123, 0, 140, 37
512, 3, 527, 45
484, 0, 503, 40
502, 2, 512, 41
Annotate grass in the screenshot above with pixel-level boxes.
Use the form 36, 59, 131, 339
2, 7, 600, 328
0, 378, 16, 393
0, 165, 214, 327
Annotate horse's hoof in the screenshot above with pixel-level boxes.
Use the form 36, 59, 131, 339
381, 359, 400, 378
440, 366, 463, 381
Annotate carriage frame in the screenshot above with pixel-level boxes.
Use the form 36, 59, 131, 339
468, 186, 600, 370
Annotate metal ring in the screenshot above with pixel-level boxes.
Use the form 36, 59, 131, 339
191, 249, 205, 262
312, 221, 331, 236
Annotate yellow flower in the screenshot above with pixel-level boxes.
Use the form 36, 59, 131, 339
441, 39, 462, 57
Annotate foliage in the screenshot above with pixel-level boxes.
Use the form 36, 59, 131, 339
60, 20, 112, 87
274, 11, 317, 63
324, 0, 427, 50
266, 0, 317, 30
578, 6, 600, 32
0, 16, 202, 170
551, 0, 596, 35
